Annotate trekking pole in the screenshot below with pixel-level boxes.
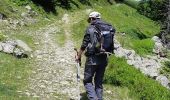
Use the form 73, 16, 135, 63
74, 48, 81, 100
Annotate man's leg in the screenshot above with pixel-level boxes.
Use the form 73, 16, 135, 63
94, 64, 107, 100
83, 64, 98, 100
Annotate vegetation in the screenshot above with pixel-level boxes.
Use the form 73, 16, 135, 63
0, 53, 33, 99
0, 33, 6, 41
0, 0, 169, 99
124, 0, 140, 9
104, 55, 170, 100
137, 0, 168, 22
137, 0, 170, 48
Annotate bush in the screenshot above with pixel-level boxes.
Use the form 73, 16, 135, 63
104, 56, 170, 100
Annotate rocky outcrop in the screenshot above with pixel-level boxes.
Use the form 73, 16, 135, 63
114, 36, 170, 89
0, 40, 32, 58
152, 36, 166, 57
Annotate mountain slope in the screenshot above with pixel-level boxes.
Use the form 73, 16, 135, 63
0, 0, 170, 100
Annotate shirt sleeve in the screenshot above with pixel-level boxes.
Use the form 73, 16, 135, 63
80, 28, 91, 51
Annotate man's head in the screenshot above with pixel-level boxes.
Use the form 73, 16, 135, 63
88, 11, 101, 23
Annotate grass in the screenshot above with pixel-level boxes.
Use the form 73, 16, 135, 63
0, 33, 6, 41
124, 0, 140, 9
0, 53, 33, 99
104, 55, 170, 100
55, 31, 66, 46
103, 84, 136, 100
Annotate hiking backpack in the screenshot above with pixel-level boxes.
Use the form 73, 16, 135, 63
88, 23, 115, 55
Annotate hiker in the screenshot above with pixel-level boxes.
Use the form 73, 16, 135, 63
75, 11, 115, 100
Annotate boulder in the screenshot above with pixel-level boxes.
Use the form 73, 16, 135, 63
16, 40, 32, 52
156, 75, 170, 88
0, 40, 29, 58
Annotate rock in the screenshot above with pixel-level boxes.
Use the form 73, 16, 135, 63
156, 75, 170, 88
127, 60, 135, 66
13, 48, 27, 58
152, 36, 161, 43
21, 12, 28, 18
114, 39, 121, 49
25, 5, 32, 11
62, 14, 69, 23
1, 42, 16, 54
0, 40, 28, 58
152, 36, 166, 57
0, 43, 2, 51
0, 13, 4, 20
25, 92, 31, 96
16, 40, 32, 52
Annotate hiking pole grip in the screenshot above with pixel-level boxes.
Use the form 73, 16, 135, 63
74, 48, 81, 66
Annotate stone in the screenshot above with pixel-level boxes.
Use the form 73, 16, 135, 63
127, 60, 135, 66
0, 43, 2, 51
25, 5, 32, 11
21, 12, 28, 18
25, 92, 31, 96
1, 42, 15, 54
0, 13, 4, 20
13, 48, 24, 57
16, 40, 32, 52
62, 14, 69, 23
156, 75, 170, 88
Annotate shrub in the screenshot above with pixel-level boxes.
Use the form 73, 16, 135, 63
104, 56, 170, 100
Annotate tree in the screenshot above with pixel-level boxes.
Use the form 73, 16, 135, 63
138, 0, 170, 49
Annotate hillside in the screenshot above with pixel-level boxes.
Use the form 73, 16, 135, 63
0, 0, 170, 100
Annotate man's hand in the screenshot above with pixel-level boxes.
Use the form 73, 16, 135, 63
74, 48, 84, 65
75, 53, 81, 62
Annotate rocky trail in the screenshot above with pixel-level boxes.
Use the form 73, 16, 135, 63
15, 9, 170, 100
24, 12, 85, 99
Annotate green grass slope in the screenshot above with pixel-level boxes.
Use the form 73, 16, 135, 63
0, 53, 33, 99
104, 56, 170, 100
0, 0, 167, 99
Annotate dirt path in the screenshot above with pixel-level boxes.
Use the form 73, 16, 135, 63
23, 9, 116, 100
24, 11, 86, 99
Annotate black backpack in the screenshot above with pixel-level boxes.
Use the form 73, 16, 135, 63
88, 23, 115, 55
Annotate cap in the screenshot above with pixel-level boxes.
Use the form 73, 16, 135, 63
89, 11, 101, 19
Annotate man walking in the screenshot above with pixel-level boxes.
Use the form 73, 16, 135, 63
76, 11, 115, 100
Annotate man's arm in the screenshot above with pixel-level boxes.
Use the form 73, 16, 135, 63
76, 28, 90, 61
